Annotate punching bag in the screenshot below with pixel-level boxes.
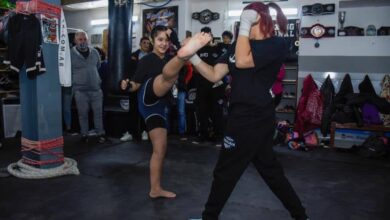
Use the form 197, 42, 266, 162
108, 0, 133, 93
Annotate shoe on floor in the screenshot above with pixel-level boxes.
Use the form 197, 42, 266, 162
215, 142, 222, 147
97, 135, 107, 143
188, 218, 202, 220
80, 135, 89, 144
142, 131, 148, 141
192, 137, 206, 145
120, 131, 133, 141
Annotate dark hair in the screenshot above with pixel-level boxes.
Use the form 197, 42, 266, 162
222, 31, 233, 40
244, 2, 287, 36
94, 47, 106, 60
140, 37, 150, 43
150, 25, 168, 41
201, 26, 212, 33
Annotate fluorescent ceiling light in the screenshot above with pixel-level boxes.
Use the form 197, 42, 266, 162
91, 16, 138, 26
323, 72, 337, 79
228, 8, 297, 17
66, 0, 108, 10
271, 8, 298, 16
228, 10, 242, 17
91, 19, 108, 26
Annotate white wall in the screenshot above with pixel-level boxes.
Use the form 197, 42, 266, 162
65, 7, 108, 35
188, 0, 227, 37
299, 0, 390, 57
297, 0, 390, 99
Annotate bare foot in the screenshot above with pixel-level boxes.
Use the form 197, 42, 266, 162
149, 189, 176, 199
177, 32, 212, 59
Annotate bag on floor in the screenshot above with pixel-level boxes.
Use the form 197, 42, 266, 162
303, 130, 319, 147
357, 135, 387, 158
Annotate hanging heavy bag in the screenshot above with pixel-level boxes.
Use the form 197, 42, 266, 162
108, 0, 133, 94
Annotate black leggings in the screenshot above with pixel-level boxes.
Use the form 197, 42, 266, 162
202, 115, 307, 220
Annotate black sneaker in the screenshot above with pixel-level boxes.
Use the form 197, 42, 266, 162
97, 135, 107, 143
80, 135, 89, 144
192, 137, 206, 145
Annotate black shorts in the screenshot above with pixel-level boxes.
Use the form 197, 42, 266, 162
138, 77, 167, 132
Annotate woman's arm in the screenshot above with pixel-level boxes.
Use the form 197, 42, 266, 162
235, 36, 254, 68
235, 9, 259, 69
190, 55, 229, 83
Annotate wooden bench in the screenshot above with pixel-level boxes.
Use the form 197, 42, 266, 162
330, 122, 390, 147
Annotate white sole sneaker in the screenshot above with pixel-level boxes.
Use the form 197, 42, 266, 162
120, 132, 133, 141
142, 131, 148, 141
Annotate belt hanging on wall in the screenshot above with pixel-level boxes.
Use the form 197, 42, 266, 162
192, 9, 219, 24
302, 3, 335, 16
300, 23, 335, 48
338, 26, 365, 36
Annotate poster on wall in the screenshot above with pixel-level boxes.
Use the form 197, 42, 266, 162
40, 14, 59, 44
274, 19, 300, 62
142, 6, 178, 37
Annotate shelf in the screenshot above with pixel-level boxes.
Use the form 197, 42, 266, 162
275, 110, 295, 114
0, 90, 19, 94
339, 0, 390, 8
331, 122, 390, 132
285, 66, 298, 70
337, 35, 390, 38
282, 96, 296, 99
282, 80, 297, 85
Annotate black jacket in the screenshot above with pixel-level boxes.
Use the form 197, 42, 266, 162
320, 75, 335, 136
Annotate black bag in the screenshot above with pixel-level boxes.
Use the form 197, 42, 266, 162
357, 135, 387, 158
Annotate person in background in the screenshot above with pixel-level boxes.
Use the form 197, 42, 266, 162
192, 26, 224, 146
94, 47, 109, 99
61, 85, 73, 135
120, 37, 151, 142
176, 62, 193, 140
217, 30, 233, 55
272, 63, 286, 107
71, 30, 106, 143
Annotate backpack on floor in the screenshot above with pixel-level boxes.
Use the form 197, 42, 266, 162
357, 135, 387, 158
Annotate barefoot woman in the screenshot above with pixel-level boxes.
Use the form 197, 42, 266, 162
121, 26, 211, 199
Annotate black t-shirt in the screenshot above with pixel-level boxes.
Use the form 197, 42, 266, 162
217, 37, 287, 118
217, 42, 231, 56
196, 45, 220, 88
133, 53, 167, 84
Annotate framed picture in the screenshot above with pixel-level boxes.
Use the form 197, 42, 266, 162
142, 6, 178, 37
90, 34, 102, 45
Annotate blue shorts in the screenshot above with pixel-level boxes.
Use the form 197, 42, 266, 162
137, 77, 168, 132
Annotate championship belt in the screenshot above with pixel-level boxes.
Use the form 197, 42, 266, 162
192, 9, 219, 24
302, 3, 335, 16
300, 24, 335, 39
377, 26, 390, 36
338, 26, 364, 36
